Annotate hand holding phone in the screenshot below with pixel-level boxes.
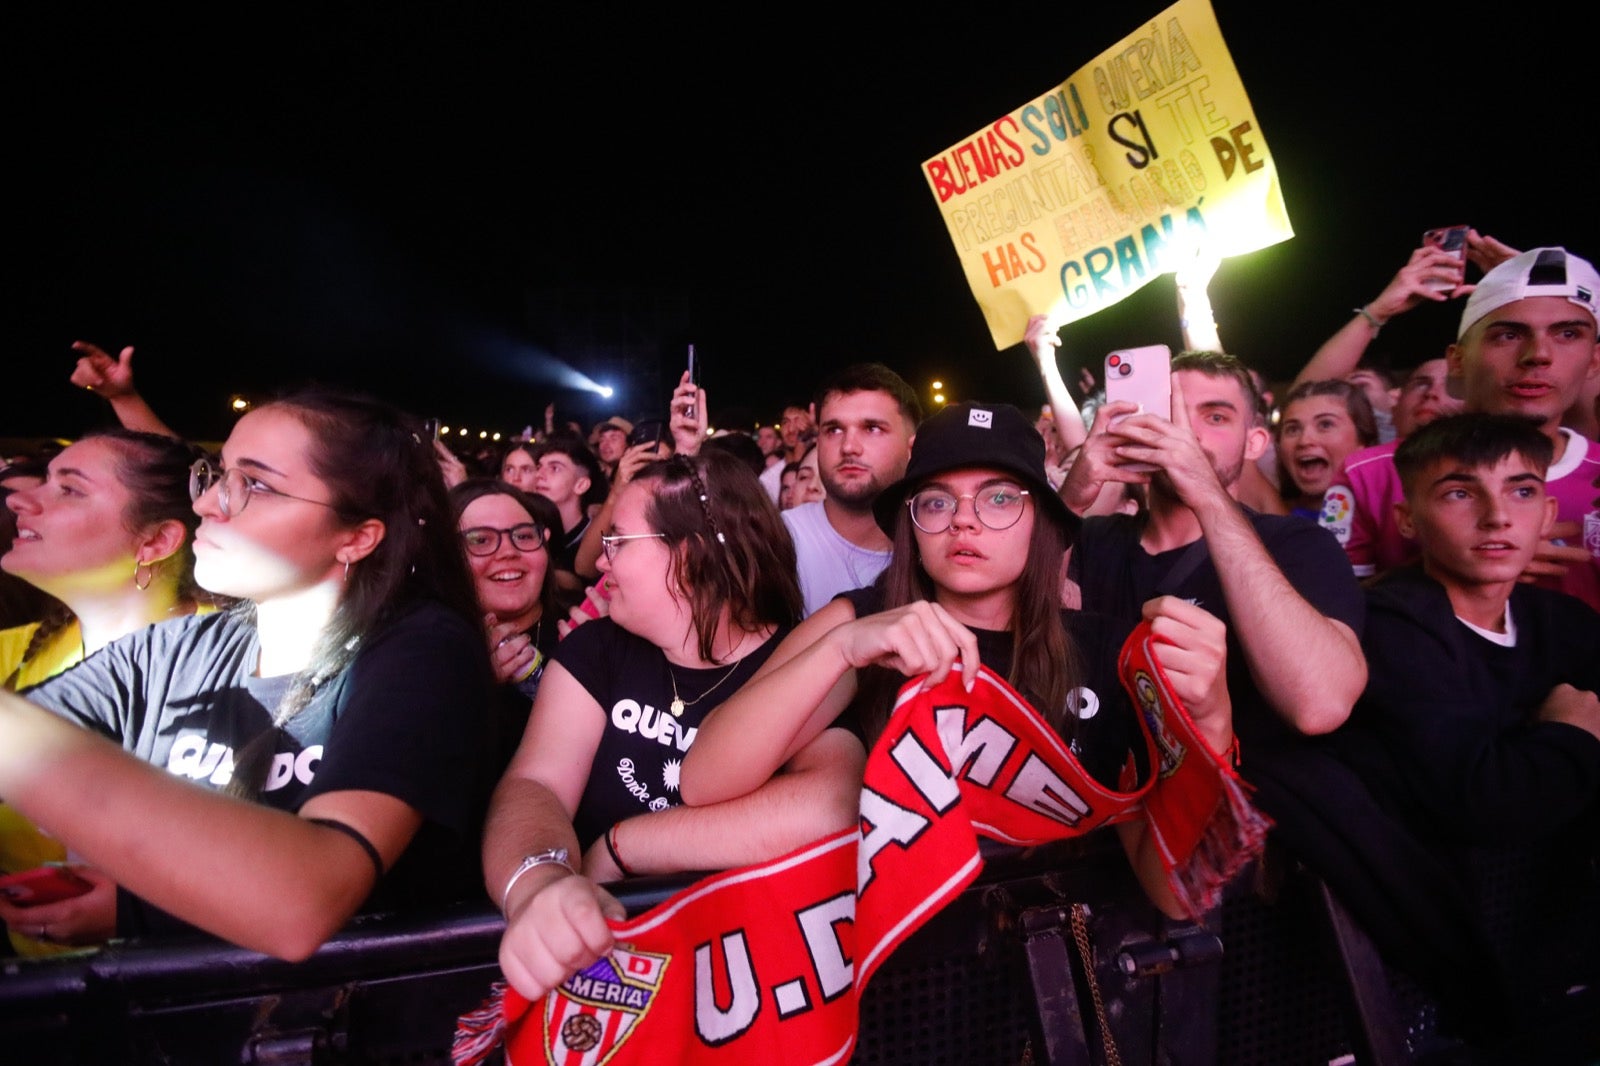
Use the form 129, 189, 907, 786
0, 864, 94, 908
1422, 226, 1470, 293
627, 419, 668, 450
684, 345, 699, 421
1104, 345, 1173, 473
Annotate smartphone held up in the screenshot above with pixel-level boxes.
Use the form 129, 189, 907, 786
683, 344, 699, 422
1422, 225, 1470, 293
1104, 344, 1172, 473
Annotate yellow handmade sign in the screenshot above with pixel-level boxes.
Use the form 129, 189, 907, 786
922, 0, 1292, 348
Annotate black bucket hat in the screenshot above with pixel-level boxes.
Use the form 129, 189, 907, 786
872, 402, 1079, 540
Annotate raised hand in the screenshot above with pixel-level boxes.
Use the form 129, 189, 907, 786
69, 340, 137, 398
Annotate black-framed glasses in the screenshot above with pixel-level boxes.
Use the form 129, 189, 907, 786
188, 458, 340, 519
907, 485, 1031, 534
600, 531, 666, 561
461, 524, 546, 557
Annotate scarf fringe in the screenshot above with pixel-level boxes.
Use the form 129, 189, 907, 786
452, 980, 507, 1066
1166, 772, 1272, 917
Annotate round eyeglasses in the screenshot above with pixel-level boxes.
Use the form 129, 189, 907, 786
461, 524, 545, 557
907, 485, 1031, 534
189, 458, 341, 519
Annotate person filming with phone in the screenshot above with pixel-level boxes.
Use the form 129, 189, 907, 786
1062, 351, 1367, 768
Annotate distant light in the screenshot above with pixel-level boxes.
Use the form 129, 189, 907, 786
598, 385, 615, 399
478, 430, 488, 439
229, 395, 250, 413
458, 427, 468, 436
931, 380, 944, 391
440, 424, 451, 435
934, 393, 946, 404
491, 432, 502, 441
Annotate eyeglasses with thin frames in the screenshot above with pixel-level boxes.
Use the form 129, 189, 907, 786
188, 458, 341, 519
600, 531, 666, 561
460, 524, 546, 557
906, 485, 1030, 535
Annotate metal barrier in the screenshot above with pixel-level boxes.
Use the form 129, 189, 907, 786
0, 837, 1573, 1065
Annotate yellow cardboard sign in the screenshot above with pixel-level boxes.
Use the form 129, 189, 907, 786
922, 0, 1292, 349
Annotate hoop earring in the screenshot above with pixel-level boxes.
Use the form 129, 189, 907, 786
133, 559, 156, 592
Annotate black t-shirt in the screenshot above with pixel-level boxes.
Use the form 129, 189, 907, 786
1333, 566, 1600, 846
549, 514, 591, 575
490, 616, 566, 777
838, 587, 1141, 790
554, 617, 789, 849
1069, 510, 1365, 757
25, 602, 495, 931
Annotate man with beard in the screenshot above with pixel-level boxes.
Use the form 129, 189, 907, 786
781, 364, 919, 615
1063, 351, 1366, 757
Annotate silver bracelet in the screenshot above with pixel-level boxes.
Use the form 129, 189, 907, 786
500, 847, 575, 914
1353, 305, 1384, 334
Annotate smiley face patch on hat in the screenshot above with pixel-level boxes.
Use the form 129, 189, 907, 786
968, 408, 993, 428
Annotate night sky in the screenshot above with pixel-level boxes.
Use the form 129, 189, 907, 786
10, 3, 1597, 443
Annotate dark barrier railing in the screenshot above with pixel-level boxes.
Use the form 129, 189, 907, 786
2, 837, 1581, 1065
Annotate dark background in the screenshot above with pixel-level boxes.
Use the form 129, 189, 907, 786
9, 3, 1598, 442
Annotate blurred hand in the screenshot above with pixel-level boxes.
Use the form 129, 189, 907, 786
69, 340, 137, 399
669, 371, 707, 457
1173, 247, 1222, 294
499, 868, 625, 1001
1058, 400, 1150, 513
1464, 229, 1520, 275
1105, 373, 1231, 513
1366, 245, 1467, 320
830, 601, 981, 693
613, 442, 664, 492
1520, 521, 1589, 583
433, 439, 468, 488
0, 864, 118, 946
556, 582, 611, 639
1535, 683, 1600, 742
486, 613, 540, 686
1024, 313, 1062, 367
1141, 596, 1231, 750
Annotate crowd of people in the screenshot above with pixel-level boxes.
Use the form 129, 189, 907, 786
0, 231, 1596, 1057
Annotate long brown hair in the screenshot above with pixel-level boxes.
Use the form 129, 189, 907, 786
225, 388, 484, 798
634, 450, 801, 663
856, 484, 1082, 744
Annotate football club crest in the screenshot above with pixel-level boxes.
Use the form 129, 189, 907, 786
1131, 670, 1184, 776
539, 947, 670, 1066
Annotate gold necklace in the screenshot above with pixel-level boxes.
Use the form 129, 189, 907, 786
666, 658, 744, 718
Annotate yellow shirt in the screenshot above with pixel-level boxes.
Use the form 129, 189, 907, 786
0, 619, 83, 956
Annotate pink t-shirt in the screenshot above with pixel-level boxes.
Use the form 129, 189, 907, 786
1320, 430, 1600, 611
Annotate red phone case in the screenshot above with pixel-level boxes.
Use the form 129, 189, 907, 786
0, 865, 94, 908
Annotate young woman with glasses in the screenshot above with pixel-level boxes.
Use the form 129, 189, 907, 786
450, 478, 571, 768
0, 389, 493, 959
683, 402, 1239, 920
483, 450, 865, 1001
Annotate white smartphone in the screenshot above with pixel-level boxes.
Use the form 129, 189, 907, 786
1422, 225, 1469, 293
1104, 345, 1172, 472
